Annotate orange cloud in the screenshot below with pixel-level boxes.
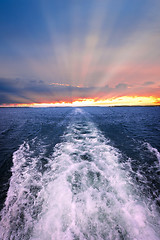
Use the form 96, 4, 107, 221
1, 96, 159, 107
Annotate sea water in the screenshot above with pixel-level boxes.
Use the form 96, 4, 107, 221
0, 107, 159, 240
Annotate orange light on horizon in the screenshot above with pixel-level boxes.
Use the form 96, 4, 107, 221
0, 96, 160, 108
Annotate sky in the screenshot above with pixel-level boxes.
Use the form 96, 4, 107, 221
0, 0, 160, 106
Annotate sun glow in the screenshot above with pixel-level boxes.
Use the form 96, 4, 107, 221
1, 96, 159, 107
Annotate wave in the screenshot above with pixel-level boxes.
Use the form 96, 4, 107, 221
0, 109, 160, 240
144, 142, 160, 165
0, 139, 47, 240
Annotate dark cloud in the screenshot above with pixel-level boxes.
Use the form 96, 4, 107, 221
115, 83, 129, 90
0, 77, 102, 104
0, 77, 159, 105
0, 78, 30, 103
0, 78, 87, 104
0, 78, 49, 104
143, 81, 155, 86
0, 93, 13, 104
0, 78, 19, 94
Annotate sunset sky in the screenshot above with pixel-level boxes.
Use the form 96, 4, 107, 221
0, 0, 160, 106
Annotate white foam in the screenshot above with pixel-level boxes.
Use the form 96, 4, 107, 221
30, 109, 160, 240
0, 140, 45, 240
145, 142, 160, 165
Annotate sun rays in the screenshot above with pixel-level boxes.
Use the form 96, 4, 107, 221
0, 0, 160, 105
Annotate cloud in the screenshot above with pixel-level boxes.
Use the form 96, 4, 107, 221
1, 76, 159, 105
49, 82, 81, 88
0, 78, 51, 104
115, 83, 129, 90
143, 81, 155, 86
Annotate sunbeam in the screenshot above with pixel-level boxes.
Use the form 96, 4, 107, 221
0, 0, 159, 105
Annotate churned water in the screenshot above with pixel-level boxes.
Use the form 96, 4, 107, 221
0, 107, 159, 240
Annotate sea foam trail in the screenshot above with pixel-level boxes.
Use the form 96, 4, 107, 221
0, 139, 47, 240
31, 109, 160, 240
0, 108, 160, 240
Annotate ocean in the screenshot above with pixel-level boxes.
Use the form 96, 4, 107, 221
0, 106, 160, 240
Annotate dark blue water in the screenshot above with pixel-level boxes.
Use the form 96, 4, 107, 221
0, 107, 160, 240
